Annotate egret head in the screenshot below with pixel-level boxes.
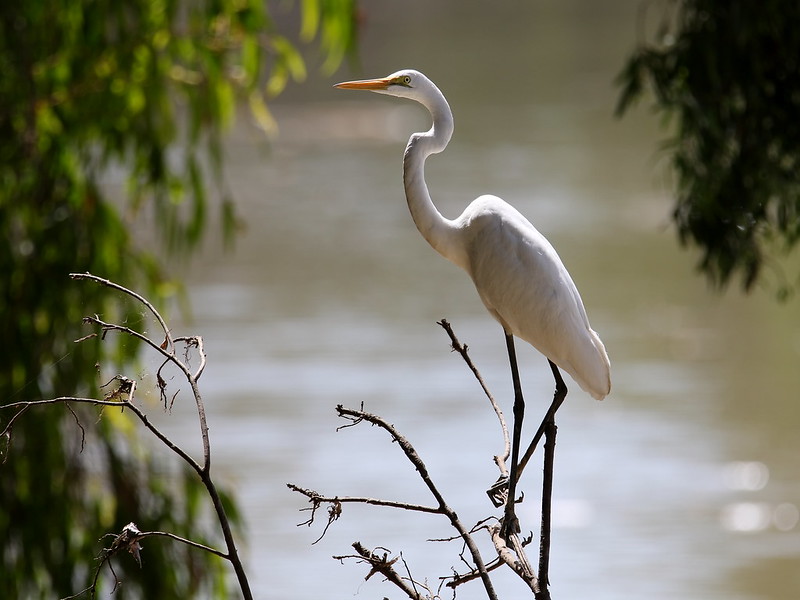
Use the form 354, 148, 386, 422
334, 69, 438, 105
335, 68, 453, 152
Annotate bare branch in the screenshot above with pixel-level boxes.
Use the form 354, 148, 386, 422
73, 332, 97, 344
135, 529, 228, 559
83, 314, 173, 364
333, 405, 499, 600
65, 403, 86, 452
0, 404, 29, 463
4, 393, 250, 597
175, 336, 207, 380
69, 272, 174, 353
5, 273, 251, 599
437, 319, 510, 477
1, 396, 204, 475
288, 483, 442, 545
489, 523, 549, 598
59, 523, 229, 600
288, 483, 441, 516
337, 542, 431, 600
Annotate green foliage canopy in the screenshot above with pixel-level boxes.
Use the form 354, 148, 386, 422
0, 0, 356, 597
616, 0, 800, 297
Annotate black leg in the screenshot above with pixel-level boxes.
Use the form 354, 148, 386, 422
536, 361, 566, 592
515, 360, 567, 485
501, 333, 524, 538
538, 414, 557, 590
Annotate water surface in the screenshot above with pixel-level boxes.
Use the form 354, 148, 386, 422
148, 2, 800, 598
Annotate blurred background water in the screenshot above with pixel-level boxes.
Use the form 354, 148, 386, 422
142, 1, 800, 598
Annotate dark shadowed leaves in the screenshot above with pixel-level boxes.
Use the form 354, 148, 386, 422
617, 0, 800, 298
0, 0, 356, 597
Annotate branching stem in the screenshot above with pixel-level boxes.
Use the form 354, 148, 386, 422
3, 274, 253, 600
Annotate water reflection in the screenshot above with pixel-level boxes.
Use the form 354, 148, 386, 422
154, 2, 800, 599
724, 461, 770, 492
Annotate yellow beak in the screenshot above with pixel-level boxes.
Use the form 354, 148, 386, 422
334, 77, 392, 91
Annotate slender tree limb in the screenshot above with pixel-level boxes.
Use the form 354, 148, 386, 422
131, 528, 229, 559
176, 335, 207, 380
2, 396, 204, 474
59, 523, 230, 600
290, 320, 547, 599
0, 403, 30, 463
445, 555, 505, 587
439, 522, 506, 587
5, 274, 254, 600
489, 523, 546, 596
75, 285, 212, 476
3, 394, 251, 598
70, 272, 174, 353
64, 403, 87, 451
437, 319, 510, 475
74, 284, 229, 575
287, 483, 441, 515
436, 320, 551, 597
442, 521, 543, 596
84, 320, 213, 475
82, 315, 178, 376
334, 405, 499, 600
334, 542, 431, 600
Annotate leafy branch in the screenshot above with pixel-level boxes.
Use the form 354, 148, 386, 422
616, 0, 800, 297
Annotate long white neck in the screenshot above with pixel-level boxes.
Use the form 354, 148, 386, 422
402, 90, 465, 267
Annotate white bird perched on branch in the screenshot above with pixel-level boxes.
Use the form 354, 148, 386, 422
335, 69, 610, 543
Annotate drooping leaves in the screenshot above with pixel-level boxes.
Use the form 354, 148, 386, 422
617, 0, 800, 298
0, 0, 357, 596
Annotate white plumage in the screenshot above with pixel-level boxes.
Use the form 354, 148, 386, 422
337, 69, 610, 401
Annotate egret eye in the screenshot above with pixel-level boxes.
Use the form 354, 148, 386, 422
399, 75, 412, 87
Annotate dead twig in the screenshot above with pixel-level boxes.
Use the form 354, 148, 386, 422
60, 522, 229, 600
334, 542, 433, 600
288, 483, 440, 518
436, 320, 551, 597
69, 273, 174, 353
71, 276, 243, 593
289, 320, 547, 599
4, 274, 253, 600
307, 404, 499, 600
437, 319, 511, 477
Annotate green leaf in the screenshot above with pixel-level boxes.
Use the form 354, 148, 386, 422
249, 89, 277, 136
300, 0, 321, 42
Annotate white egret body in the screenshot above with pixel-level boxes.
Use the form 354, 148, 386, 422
336, 69, 610, 401
335, 70, 611, 552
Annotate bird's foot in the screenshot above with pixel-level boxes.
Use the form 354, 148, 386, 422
486, 475, 509, 508
500, 506, 521, 541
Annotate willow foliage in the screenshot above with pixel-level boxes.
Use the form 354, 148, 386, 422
0, 0, 357, 597
617, 0, 800, 297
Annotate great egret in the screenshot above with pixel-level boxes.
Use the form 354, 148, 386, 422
335, 69, 610, 541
